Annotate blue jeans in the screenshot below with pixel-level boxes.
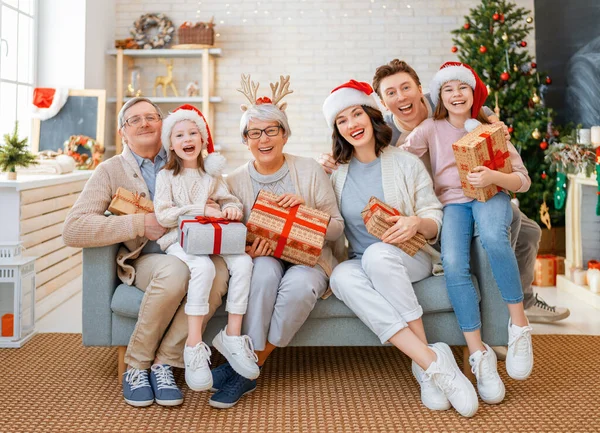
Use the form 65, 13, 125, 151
441, 192, 523, 332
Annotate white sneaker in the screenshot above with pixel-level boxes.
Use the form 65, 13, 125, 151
212, 328, 260, 380
411, 360, 451, 411
423, 342, 479, 418
183, 342, 213, 391
469, 343, 505, 404
506, 319, 534, 380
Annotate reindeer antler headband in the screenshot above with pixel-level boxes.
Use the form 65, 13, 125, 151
237, 74, 294, 111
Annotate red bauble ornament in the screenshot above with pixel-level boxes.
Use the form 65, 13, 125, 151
464, 23, 470, 30
479, 45, 487, 53
499, 13, 505, 22
520, 41, 527, 47
531, 62, 537, 68
541, 172, 547, 180
500, 71, 510, 81
546, 76, 552, 84
540, 140, 548, 150
508, 126, 514, 134
493, 13, 500, 20
451, 46, 458, 53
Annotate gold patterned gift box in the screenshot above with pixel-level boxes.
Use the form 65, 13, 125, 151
452, 123, 513, 202
361, 196, 426, 257
108, 187, 154, 215
246, 190, 331, 267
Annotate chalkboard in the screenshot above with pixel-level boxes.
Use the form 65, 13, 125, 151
31, 89, 106, 153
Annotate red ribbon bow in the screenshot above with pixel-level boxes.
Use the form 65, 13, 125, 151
480, 132, 509, 193
180, 216, 232, 254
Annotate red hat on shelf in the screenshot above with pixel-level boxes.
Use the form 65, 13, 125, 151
31, 88, 68, 120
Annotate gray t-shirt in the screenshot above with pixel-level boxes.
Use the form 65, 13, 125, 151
248, 160, 296, 199
340, 157, 385, 259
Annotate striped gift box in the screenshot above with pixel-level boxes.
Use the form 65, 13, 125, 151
361, 196, 426, 257
246, 190, 330, 267
452, 123, 512, 202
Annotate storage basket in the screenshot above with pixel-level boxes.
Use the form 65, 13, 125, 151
178, 22, 215, 46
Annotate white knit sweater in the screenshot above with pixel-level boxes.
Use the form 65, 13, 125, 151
330, 145, 444, 265
154, 168, 242, 251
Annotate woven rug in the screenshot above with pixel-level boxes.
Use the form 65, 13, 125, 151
1, 334, 598, 433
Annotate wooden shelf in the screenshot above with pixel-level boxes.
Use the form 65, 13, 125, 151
107, 48, 222, 58
107, 96, 223, 104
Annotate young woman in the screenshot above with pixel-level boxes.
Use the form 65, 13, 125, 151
403, 62, 534, 405
154, 104, 259, 394
323, 79, 478, 418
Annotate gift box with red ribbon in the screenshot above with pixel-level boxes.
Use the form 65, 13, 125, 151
246, 190, 330, 267
452, 123, 513, 202
108, 187, 154, 215
178, 215, 247, 255
534, 254, 565, 286
361, 196, 427, 257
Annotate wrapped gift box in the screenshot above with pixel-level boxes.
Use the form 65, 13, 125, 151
533, 254, 565, 286
361, 196, 426, 257
179, 215, 247, 255
108, 187, 154, 215
452, 123, 513, 202
246, 190, 330, 267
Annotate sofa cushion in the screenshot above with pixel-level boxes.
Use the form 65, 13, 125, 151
111, 275, 480, 320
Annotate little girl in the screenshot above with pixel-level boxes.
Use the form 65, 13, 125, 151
402, 62, 534, 405
154, 104, 259, 392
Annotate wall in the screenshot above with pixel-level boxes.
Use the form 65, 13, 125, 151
114, 0, 535, 169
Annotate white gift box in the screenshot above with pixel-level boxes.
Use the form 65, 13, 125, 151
178, 215, 247, 255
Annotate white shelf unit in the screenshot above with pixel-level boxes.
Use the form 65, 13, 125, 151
108, 48, 223, 153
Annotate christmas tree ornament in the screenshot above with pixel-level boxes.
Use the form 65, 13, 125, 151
493, 12, 500, 21
545, 76, 552, 84
526, 16, 533, 23
451, 46, 458, 53
532, 128, 541, 139
513, 64, 519, 72
541, 171, 547, 180
486, 84, 492, 94
479, 45, 487, 53
532, 91, 540, 104
499, 13, 505, 22
520, 41, 527, 47
502, 32, 508, 41
500, 71, 510, 81
539, 200, 551, 229
531, 62, 537, 68
554, 172, 567, 210
540, 139, 548, 150
464, 22, 470, 30
508, 125, 514, 134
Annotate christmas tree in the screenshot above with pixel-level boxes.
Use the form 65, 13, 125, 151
451, 0, 563, 226
0, 121, 37, 179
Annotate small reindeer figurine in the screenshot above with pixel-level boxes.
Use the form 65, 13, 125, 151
154, 59, 179, 97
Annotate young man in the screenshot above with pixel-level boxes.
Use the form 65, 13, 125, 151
63, 98, 230, 407
319, 60, 569, 323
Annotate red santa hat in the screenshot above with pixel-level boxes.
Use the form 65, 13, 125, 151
31, 88, 69, 120
429, 62, 488, 132
322, 80, 381, 129
161, 104, 225, 176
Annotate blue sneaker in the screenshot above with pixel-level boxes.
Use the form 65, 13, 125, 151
210, 362, 235, 392
122, 368, 154, 407
150, 364, 184, 406
209, 371, 257, 409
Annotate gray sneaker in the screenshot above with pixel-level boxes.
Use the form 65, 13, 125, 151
525, 294, 570, 323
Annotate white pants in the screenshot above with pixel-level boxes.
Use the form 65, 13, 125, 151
330, 242, 432, 344
166, 243, 253, 316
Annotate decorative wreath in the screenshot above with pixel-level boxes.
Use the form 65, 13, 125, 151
63, 135, 105, 170
130, 13, 174, 49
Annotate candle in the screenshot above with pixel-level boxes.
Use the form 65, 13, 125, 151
574, 269, 588, 286
587, 269, 600, 293
578, 128, 591, 145
591, 126, 600, 147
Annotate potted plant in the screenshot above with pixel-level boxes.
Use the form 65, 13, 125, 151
0, 122, 37, 180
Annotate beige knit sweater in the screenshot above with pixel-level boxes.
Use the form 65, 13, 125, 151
226, 153, 345, 278
63, 145, 155, 285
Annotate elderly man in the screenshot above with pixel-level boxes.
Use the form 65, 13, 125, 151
63, 97, 228, 407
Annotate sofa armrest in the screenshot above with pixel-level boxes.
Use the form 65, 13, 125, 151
82, 244, 120, 346
470, 238, 510, 346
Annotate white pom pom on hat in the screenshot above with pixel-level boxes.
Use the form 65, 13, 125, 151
322, 80, 381, 129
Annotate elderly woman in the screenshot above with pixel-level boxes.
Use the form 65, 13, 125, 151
207, 75, 344, 409
322, 80, 479, 418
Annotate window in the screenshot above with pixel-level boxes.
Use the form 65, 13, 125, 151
0, 0, 36, 141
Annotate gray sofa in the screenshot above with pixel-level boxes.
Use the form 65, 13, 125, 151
82, 237, 509, 377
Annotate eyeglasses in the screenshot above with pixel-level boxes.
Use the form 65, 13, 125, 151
123, 113, 162, 128
245, 125, 282, 140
